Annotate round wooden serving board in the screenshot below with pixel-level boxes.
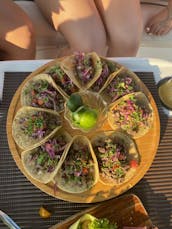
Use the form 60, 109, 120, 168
6, 59, 160, 203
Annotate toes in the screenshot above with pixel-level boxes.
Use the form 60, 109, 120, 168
145, 22, 153, 34
156, 28, 165, 36
145, 27, 150, 33
147, 23, 170, 36
146, 19, 172, 36
149, 23, 160, 35
156, 24, 171, 35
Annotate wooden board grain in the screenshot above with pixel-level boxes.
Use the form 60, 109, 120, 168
6, 59, 160, 203
49, 194, 153, 229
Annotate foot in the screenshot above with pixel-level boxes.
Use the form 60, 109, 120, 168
145, 7, 172, 36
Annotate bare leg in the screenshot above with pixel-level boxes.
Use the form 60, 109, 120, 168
0, 0, 35, 60
35, 0, 107, 56
141, 3, 171, 36
95, 0, 143, 57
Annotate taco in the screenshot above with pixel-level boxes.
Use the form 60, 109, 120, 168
46, 63, 79, 97
54, 135, 99, 193
108, 92, 153, 138
21, 129, 72, 184
60, 52, 102, 89
91, 131, 139, 186
100, 68, 142, 104
12, 106, 62, 150
21, 74, 65, 112
89, 57, 123, 93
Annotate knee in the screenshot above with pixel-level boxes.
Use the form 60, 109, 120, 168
14, 19, 36, 55
109, 37, 141, 57
67, 30, 107, 56
4, 23, 35, 60
23, 22, 36, 56
83, 32, 107, 56
2, 19, 36, 60
23, 21, 35, 48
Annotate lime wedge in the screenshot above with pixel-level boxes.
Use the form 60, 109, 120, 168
72, 105, 88, 124
79, 108, 98, 129
66, 93, 83, 112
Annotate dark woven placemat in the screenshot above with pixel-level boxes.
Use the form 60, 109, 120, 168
0, 72, 171, 229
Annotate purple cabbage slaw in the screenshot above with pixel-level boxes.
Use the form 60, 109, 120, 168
60, 142, 95, 188
24, 79, 64, 112
47, 65, 78, 95
27, 135, 68, 174
113, 95, 151, 133
94, 137, 130, 183
91, 59, 120, 92
105, 73, 137, 102
19, 111, 61, 139
74, 52, 96, 84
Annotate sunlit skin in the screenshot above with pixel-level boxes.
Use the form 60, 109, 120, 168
35, 0, 172, 58
35, 0, 107, 56
0, 0, 35, 60
5, 26, 32, 49
1, 0, 171, 60
144, 0, 172, 36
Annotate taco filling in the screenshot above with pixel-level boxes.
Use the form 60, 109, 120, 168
90, 59, 120, 92
19, 111, 61, 140
59, 142, 95, 190
69, 213, 117, 229
25, 135, 68, 175
112, 94, 151, 134
47, 64, 78, 95
94, 137, 138, 183
104, 73, 138, 102
74, 52, 97, 84
24, 79, 64, 111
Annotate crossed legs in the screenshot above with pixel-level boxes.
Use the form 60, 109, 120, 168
35, 0, 144, 57
35, 0, 172, 58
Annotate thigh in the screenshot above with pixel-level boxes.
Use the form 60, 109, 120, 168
35, 0, 107, 54
95, 0, 143, 46
0, 0, 35, 60
35, 0, 103, 30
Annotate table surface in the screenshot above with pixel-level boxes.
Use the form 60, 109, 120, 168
0, 58, 172, 229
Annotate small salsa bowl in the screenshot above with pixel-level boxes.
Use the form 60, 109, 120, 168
157, 76, 172, 110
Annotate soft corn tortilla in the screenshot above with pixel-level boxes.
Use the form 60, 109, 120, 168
108, 92, 154, 138
60, 52, 102, 90
90, 57, 123, 93
45, 62, 79, 99
100, 68, 143, 104
54, 135, 99, 193
21, 129, 72, 184
12, 106, 62, 150
21, 73, 65, 112
91, 131, 139, 186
